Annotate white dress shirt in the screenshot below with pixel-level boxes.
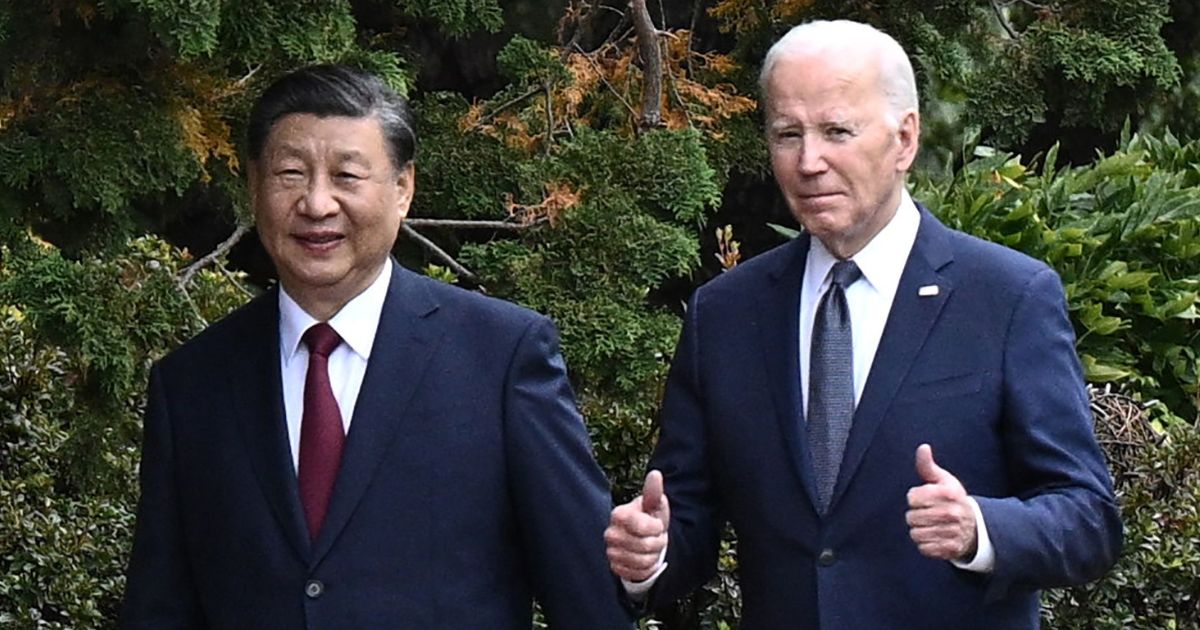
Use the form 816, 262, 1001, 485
625, 191, 994, 596
278, 260, 392, 471
798, 192, 918, 412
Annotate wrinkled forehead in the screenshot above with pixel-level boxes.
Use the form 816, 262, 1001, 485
767, 45, 881, 90
763, 48, 884, 113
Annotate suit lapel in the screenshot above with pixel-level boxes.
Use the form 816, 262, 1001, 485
229, 289, 311, 561
310, 264, 444, 566
830, 209, 955, 508
756, 236, 822, 509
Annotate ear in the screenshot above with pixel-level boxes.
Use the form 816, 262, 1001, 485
894, 109, 920, 172
394, 162, 415, 221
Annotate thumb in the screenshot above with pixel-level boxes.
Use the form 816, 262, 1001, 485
915, 444, 950, 484
641, 470, 664, 514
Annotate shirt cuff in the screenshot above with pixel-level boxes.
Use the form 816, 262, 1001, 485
620, 545, 669, 598
950, 496, 995, 573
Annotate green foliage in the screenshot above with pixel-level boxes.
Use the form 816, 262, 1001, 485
0, 1, 410, 253
715, 0, 1183, 154
3, 2, 1199, 628
122, 0, 224, 59
2, 86, 202, 228
915, 130, 1200, 421
967, 0, 1181, 148
497, 35, 571, 86
398, 0, 504, 37
1044, 394, 1200, 628
219, 0, 358, 66
0, 234, 249, 628
413, 92, 527, 219
447, 127, 719, 496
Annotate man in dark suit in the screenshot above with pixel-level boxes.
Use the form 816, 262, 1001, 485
604, 20, 1121, 628
121, 64, 633, 629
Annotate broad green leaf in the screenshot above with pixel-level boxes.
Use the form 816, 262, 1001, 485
1158, 293, 1197, 319
1080, 354, 1134, 382
1106, 271, 1156, 291
767, 223, 800, 240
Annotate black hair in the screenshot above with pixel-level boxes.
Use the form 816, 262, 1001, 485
247, 64, 415, 169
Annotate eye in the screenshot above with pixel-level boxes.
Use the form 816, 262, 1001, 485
826, 127, 853, 140
336, 171, 365, 180
275, 168, 304, 178
771, 129, 803, 145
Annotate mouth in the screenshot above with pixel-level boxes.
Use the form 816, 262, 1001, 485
293, 231, 345, 251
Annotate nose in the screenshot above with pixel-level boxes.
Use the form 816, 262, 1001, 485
797, 140, 828, 176
298, 174, 339, 218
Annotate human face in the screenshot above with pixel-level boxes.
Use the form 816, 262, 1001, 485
765, 50, 918, 259
250, 113, 413, 320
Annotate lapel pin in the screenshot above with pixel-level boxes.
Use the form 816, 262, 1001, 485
918, 285, 940, 297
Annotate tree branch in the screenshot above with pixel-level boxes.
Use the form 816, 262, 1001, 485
597, 14, 632, 53
178, 222, 251, 288
403, 217, 542, 230
471, 87, 542, 131
630, 0, 664, 129
400, 223, 476, 280
544, 81, 556, 154
990, 0, 1019, 39
687, 0, 704, 78
573, 43, 640, 119
562, 0, 599, 51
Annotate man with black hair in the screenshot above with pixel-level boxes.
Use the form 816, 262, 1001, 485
121, 64, 632, 629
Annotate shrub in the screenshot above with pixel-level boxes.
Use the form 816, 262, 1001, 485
0, 234, 247, 628
1044, 387, 1200, 628
915, 128, 1200, 422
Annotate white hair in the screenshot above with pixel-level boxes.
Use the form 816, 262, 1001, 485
759, 20, 918, 122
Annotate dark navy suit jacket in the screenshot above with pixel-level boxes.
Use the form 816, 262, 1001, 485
646, 208, 1121, 628
121, 263, 633, 629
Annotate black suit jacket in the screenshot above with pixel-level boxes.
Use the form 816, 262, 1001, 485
121, 263, 633, 629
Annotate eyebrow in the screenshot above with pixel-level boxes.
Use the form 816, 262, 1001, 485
768, 116, 858, 133
267, 145, 372, 165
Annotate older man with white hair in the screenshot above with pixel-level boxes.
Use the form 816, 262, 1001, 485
604, 20, 1121, 628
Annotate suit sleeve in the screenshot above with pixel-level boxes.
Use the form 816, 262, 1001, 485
502, 317, 635, 629
120, 364, 205, 629
643, 292, 725, 609
975, 267, 1123, 596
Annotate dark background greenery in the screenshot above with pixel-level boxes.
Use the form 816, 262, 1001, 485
1, 1, 1198, 628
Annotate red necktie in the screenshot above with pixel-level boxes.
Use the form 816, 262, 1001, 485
298, 323, 345, 542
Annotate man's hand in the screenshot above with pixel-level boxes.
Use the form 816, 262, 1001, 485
906, 444, 978, 562
605, 470, 670, 583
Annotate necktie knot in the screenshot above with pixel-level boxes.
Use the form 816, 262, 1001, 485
303, 323, 342, 359
829, 260, 862, 290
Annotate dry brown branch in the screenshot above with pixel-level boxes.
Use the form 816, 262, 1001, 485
1089, 383, 1163, 481
630, 0, 664, 129
573, 43, 640, 119
178, 222, 251, 288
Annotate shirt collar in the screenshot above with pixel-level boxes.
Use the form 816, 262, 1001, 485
279, 259, 393, 365
808, 190, 920, 294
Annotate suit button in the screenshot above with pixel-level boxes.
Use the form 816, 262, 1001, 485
818, 548, 836, 567
305, 580, 324, 599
